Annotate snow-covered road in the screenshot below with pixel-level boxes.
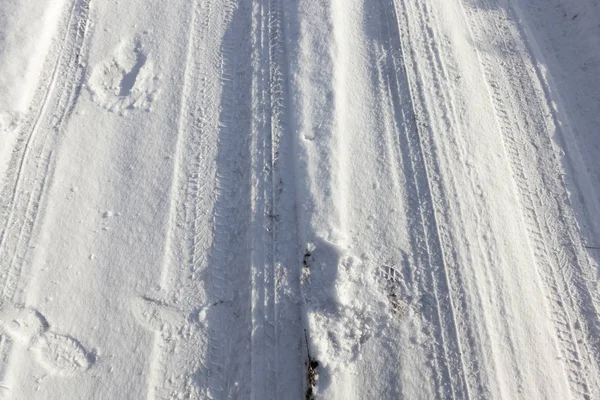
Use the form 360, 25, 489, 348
1, 0, 599, 398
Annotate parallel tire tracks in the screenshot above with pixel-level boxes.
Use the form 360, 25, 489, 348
203, 1, 254, 396
0, 0, 91, 301
372, 0, 478, 397
0, 0, 92, 392
250, 0, 301, 398
146, 0, 301, 398
460, 1, 600, 398
144, 0, 221, 397
146, 0, 254, 398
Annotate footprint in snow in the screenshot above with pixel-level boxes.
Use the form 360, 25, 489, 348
86, 35, 159, 114
0, 111, 20, 133
132, 295, 207, 340
0, 301, 95, 376
32, 332, 95, 376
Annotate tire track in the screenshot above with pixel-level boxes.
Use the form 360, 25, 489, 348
140, 0, 220, 397
0, 0, 91, 392
459, 2, 600, 398
201, 3, 254, 396
139, 1, 256, 398
250, 0, 302, 398
0, 333, 9, 396
250, 2, 277, 396
141, 0, 303, 397
387, 0, 535, 397
0, 0, 91, 301
371, 0, 474, 398
392, 0, 491, 396
396, 0, 541, 396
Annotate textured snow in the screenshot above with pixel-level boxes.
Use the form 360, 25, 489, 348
0, 0, 599, 398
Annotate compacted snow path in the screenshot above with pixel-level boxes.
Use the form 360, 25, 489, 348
0, 0, 599, 398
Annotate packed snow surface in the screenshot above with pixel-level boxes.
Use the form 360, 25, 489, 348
1, 0, 600, 398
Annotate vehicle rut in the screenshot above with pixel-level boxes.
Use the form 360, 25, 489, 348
0, 0, 91, 301
369, 0, 477, 397
250, 0, 302, 398
0, 0, 92, 389
460, 1, 600, 397
141, 0, 304, 398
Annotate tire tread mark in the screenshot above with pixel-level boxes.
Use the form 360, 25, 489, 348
386, 0, 472, 398
251, 0, 301, 397
459, 2, 600, 398
0, 0, 92, 300
0, 0, 92, 393
145, 0, 219, 397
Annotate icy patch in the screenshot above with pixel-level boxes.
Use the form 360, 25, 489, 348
87, 37, 159, 114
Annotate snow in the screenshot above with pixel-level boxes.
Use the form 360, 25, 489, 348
0, 0, 66, 113
0, 0, 599, 398
0, 0, 66, 179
